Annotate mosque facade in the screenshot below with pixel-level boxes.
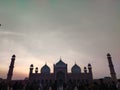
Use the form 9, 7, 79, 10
29, 58, 93, 83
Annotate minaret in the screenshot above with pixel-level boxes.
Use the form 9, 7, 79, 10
88, 63, 93, 81
7, 55, 16, 82
35, 67, 38, 74
29, 64, 34, 79
107, 53, 117, 82
84, 67, 87, 73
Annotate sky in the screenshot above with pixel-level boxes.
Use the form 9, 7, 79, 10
0, 0, 120, 80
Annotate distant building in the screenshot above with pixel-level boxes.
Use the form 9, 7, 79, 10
29, 58, 93, 83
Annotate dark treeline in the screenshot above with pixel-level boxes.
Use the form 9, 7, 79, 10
0, 79, 120, 90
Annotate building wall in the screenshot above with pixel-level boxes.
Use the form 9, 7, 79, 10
29, 70, 93, 83
29, 60, 93, 83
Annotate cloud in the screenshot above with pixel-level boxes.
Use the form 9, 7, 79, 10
0, 0, 120, 79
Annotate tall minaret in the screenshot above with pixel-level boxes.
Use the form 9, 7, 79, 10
7, 55, 16, 82
107, 53, 117, 82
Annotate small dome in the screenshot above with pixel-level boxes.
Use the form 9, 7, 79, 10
84, 67, 87, 70
71, 64, 81, 73
12, 55, 16, 58
88, 63, 91, 66
56, 59, 66, 67
36, 67, 38, 69
41, 64, 50, 74
107, 53, 111, 57
30, 64, 34, 67
88, 63, 92, 69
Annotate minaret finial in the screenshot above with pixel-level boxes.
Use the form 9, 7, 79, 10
107, 53, 111, 57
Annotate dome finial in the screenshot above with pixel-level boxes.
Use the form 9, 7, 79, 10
60, 56, 62, 61
75, 61, 76, 65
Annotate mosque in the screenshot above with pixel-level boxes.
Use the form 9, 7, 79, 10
6, 53, 117, 84
29, 58, 93, 83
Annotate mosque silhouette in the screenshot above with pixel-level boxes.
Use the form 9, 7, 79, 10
7, 54, 117, 83
29, 58, 93, 83
3, 53, 118, 90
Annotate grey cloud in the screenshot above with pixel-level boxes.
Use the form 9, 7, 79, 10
0, 0, 120, 79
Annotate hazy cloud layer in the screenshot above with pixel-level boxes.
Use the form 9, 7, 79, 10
0, 0, 120, 79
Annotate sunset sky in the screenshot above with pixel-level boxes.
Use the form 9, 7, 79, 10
0, 0, 120, 80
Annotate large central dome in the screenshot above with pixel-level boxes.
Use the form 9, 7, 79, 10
55, 58, 66, 67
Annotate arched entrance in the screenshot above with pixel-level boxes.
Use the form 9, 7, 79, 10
56, 71, 65, 86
